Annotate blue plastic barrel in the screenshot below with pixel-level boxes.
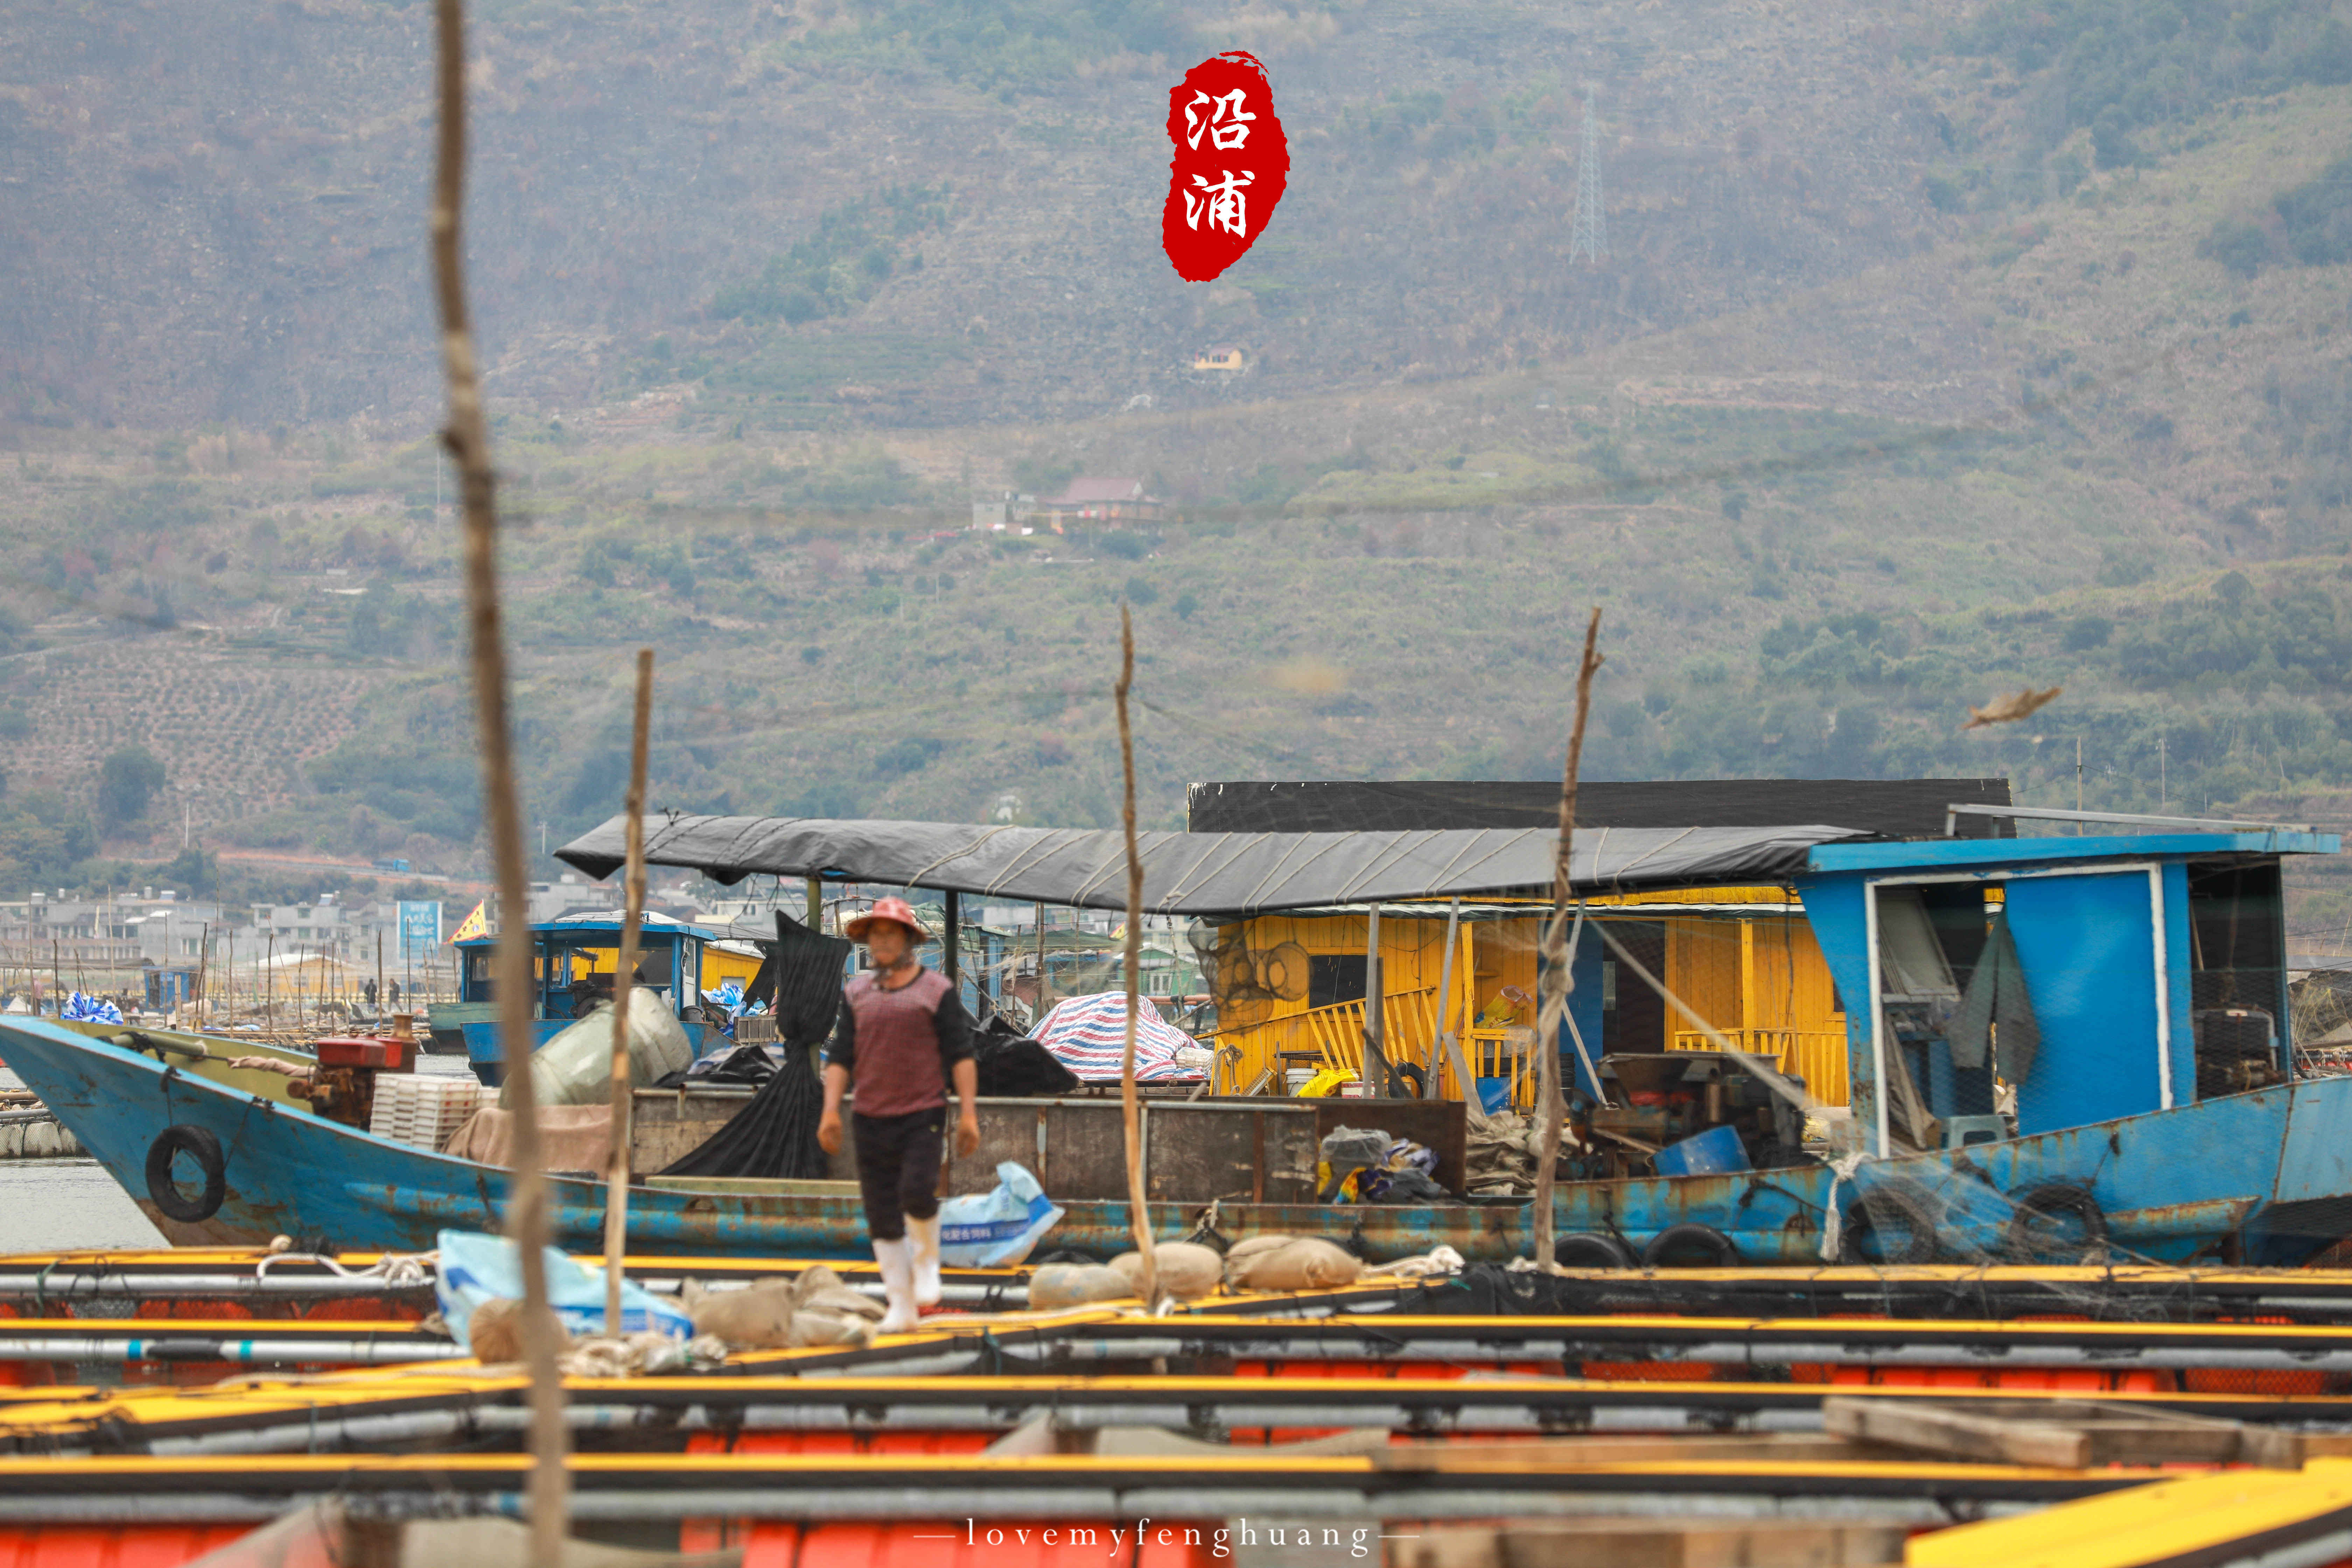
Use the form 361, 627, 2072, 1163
1653, 1123, 1751, 1177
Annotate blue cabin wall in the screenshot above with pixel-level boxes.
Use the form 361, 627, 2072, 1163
1792, 873, 1879, 1145
1534, 924, 1607, 1099
2163, 862, 2195, 1106
1802, 845, 2237, 1150
2006, 870, 2170, 1132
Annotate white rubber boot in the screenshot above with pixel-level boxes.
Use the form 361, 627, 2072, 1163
873, 1237, 920, 1334
906, 1213, 943, 1309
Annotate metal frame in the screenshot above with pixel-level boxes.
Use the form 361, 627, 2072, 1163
1946, 804, 2311, 836
1863, 862, 2172, 1155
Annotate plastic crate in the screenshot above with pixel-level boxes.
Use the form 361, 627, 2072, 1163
369, 1074, 485, 1150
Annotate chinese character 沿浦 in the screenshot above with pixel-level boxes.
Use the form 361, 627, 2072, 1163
1185, 88, 1256, 151
1184, 169, 1254, 237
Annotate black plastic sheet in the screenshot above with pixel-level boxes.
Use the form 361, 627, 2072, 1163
656, 911, 847, 1182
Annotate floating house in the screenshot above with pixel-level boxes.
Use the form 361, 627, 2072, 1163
1184, 779, 2012, 1108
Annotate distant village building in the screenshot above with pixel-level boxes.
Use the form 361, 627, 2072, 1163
1034, 477, 1164, 533
1192, 344, 1247, 375
0, 890, 221, 975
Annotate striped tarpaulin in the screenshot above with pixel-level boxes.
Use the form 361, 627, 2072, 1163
1034, 992, 1203, 1082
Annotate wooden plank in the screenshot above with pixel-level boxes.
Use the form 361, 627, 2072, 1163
1387, 1519, 1912, 1568
1825, 1396, 2294, 1470
1378, 1435, 1903, 1469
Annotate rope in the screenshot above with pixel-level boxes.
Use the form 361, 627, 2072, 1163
1818, 1151, 1870, 1262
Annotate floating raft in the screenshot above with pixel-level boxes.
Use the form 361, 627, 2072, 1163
0, 1447, 2165, 1524
15, 1250, 2352, 1322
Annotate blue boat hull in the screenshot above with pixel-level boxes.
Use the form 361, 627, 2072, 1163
4, 1017, 2346, 1266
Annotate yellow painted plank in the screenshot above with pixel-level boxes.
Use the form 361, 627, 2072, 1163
1906, 1459, 2352, 1568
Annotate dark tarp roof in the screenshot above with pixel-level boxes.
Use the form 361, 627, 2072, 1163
1184, 777, 2014, 838
554, 814, 1868, 917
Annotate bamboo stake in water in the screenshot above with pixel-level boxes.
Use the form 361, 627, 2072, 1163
1114, 604, 1156, 1309
603, 649, 654, 1334
1534, 608, 1604, 1275
432, 0, 567, 1559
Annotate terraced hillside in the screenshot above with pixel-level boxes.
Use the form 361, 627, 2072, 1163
6, 0, 2352, 935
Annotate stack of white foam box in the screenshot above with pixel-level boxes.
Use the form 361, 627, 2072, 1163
370, 1074, 485, 1151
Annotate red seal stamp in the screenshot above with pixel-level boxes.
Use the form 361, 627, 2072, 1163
1161, 51, 1289, 282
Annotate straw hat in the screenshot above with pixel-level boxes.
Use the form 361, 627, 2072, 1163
845, 895, 932, 943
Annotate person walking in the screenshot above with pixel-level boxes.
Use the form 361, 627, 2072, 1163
816, 897, 979, 1332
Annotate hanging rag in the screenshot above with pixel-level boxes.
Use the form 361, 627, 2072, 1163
1949, 912, 2040, 1081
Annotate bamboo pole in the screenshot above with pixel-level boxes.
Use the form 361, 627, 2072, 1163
1114, 604, 1156, 1308
1534, 607, 1604, 1275
603, 649, 654, 1334
432, 0, 567, 1559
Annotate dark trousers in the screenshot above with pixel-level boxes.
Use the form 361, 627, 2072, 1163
852, 1107, 944, 1242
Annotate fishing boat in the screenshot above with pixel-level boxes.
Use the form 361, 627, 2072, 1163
2, 810, 2346, 1266
436, 910, 765, 1084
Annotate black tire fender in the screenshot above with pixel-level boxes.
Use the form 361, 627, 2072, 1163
2005, 1181, 2108, 1264
145, 1124, 227, 1224
1641, 1222, 1743, 1269
1390, 1061, 1426, 1098
1552, 1231, 1636, 1269
1839, 1178, 1942, 1265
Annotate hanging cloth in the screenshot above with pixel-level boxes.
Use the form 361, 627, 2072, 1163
658, 911, 850, 1182
1949, 911, 2040, 1081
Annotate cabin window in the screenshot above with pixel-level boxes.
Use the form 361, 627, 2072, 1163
1308, 954, 1367, 1010
2187, 859, 2287, 1096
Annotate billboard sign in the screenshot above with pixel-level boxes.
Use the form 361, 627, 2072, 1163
397, 901, 442, 962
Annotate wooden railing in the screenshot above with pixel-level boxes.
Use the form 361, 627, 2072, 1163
1208, 988, 1544, 1109
1668, 1027, 1848, 1105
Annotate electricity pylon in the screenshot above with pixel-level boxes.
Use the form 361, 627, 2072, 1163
1569, 84, 1608, 265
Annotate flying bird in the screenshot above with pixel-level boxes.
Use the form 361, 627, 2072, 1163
1962, 685, 2063, 730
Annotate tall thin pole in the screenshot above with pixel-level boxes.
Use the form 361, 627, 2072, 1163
376, 930, 385, 1022
1535, 608, 1605, 1273
1034, 902, 1048, 1025
1428, 898, 1461, 1099
1114, 604, 1156, 1308
433, 0, 567, 1558
603, 649, 654, 1333
195, 922, 210, 1033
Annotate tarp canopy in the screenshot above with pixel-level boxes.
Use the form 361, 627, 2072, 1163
1185, 777, 2014, 838
555, 814, 1869, 917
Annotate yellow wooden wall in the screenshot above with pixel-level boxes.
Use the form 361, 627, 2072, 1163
1212, 897, 1851, 1104
1662, 912, 1848, 1102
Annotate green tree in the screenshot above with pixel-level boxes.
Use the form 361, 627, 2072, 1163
96, 746, 167, 828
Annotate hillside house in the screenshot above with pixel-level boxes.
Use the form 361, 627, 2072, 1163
1034, 477, 1164, 533
1192, 345, 1247, 374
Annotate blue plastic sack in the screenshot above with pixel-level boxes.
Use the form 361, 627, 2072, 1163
935, 1161, 1064, 1268
1475, 1077, 1511, 1115
65, 993, 124, 1024
433, 1228, 694, 1352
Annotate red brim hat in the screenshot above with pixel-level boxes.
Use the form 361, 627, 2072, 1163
845, 895, 932, 943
